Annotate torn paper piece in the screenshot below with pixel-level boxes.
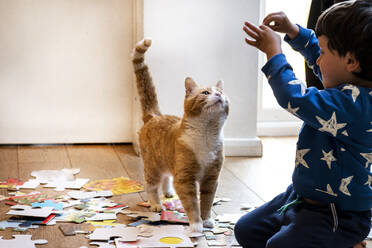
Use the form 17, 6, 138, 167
17, 179, 39, 190
0, 220, 39, 232
0, 179, 24, 190
90, 241, 116, 248
118, 210, 161, 222
115, 225, 194, 248
7, 205, 54, 218
83, 177, 144, 195
43, 178, 89, 191
162, 198, 184, 213
128, 219, 151, 227
32, 200, 63, 211
31, 168, 80, 184
87, 220, 124, 228
8, 192, 48, 205
68, 190, 113, 200
54, 209, 96, 223
160, 210, 189, 224
59, 223, 95, 236
85, 213, 117, 221
0, 235, 47, 248
8, 213, 57, 227
89, 225, 139, 241
215, 213, 246, 224
74, 197, 125, 212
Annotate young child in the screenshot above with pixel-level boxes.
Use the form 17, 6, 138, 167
236, 0, 372, 247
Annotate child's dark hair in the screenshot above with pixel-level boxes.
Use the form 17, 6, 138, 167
315, 0, 372, 81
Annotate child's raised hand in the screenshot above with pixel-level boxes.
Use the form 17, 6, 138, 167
263, 12, 299, 40
243, 21, 282, 60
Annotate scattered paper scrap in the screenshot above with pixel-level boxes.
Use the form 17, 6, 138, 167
0, 179, 24, 190
85, 212, 117, 221
32, 200, 63, 211
160, 210, 188, 224
59, 223, 95, 236
89, 225, 139, 241
17, 179, 40, 190
83, 177, 144, 195
0, 235, 47, 248
68, 190, 113, 200
115, 225, 194, 248
87, 220, 123, 228
54, 209, 96, 223
215, 213, 245, 224
8, 192, 48, 205
90, 241, 116, 248
31, 168, 79, 183
119, 210, 161, 222
7, 205, 54, 218
43, 178, 89, 191
0, 220, 39, 232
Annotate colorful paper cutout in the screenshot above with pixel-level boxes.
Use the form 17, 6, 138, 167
83, 177, 143, 195
0, 235, 47, 248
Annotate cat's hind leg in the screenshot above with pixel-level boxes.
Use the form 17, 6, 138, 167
142, 156, 163, 212
162, 175, 175, 198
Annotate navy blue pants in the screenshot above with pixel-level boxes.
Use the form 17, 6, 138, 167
234, 184, 371, 248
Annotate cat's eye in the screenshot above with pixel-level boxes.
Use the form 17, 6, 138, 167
201, 91, 210, 95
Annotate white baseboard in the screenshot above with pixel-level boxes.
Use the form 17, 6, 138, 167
257, 121, 302, 136
224, 137, 262, 157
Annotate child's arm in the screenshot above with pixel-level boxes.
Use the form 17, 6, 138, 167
263, 12, 322, 81
242, 21, 358, 142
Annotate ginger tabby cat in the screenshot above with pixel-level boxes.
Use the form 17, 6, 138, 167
132, 38, 229, 232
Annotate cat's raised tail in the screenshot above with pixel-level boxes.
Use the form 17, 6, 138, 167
132, 38, 161, 123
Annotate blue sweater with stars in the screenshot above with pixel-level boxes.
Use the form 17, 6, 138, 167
261, 25, 372, 211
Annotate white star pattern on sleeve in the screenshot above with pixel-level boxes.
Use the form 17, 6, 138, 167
316, 112, 347, 137
341, 84, 360, 102
288, 80, 306, 96
339, 176, 353, 196
286, 102, 299, 116
365, 175, 372, 187
360, 152, 372, 168
295, 148, 310, 168
320, 150, 336, 169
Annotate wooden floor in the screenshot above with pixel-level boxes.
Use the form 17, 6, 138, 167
0, 136, 370, 247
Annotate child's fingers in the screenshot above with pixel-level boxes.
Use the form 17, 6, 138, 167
243, 26, 259, 40
244, 21, 263, 35
244, 37, 258, 47
262, 12, 282, 25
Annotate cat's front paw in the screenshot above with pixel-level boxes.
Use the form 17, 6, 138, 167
150, 203, 163, 212
203, 218, 215, 228
189, 222, 203, 233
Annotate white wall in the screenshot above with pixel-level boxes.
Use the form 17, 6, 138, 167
143, 0, 262, 156
0, 0, 136, 143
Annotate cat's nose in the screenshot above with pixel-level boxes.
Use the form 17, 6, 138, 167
215, 92, 221, 97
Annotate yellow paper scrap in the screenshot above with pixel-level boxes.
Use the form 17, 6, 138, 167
83, 177, 143, 195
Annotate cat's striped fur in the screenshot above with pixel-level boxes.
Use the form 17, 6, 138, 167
132, 38, 229, 233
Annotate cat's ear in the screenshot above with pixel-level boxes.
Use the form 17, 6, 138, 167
185, 77, 197, 97
216, 80, 224, 90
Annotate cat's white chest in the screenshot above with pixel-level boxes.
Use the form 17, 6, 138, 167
180, 130, 222, 167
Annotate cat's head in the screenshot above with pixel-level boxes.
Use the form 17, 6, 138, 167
183, 77, 229, 118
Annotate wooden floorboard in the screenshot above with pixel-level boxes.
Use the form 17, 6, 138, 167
0, 138, 370, 247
